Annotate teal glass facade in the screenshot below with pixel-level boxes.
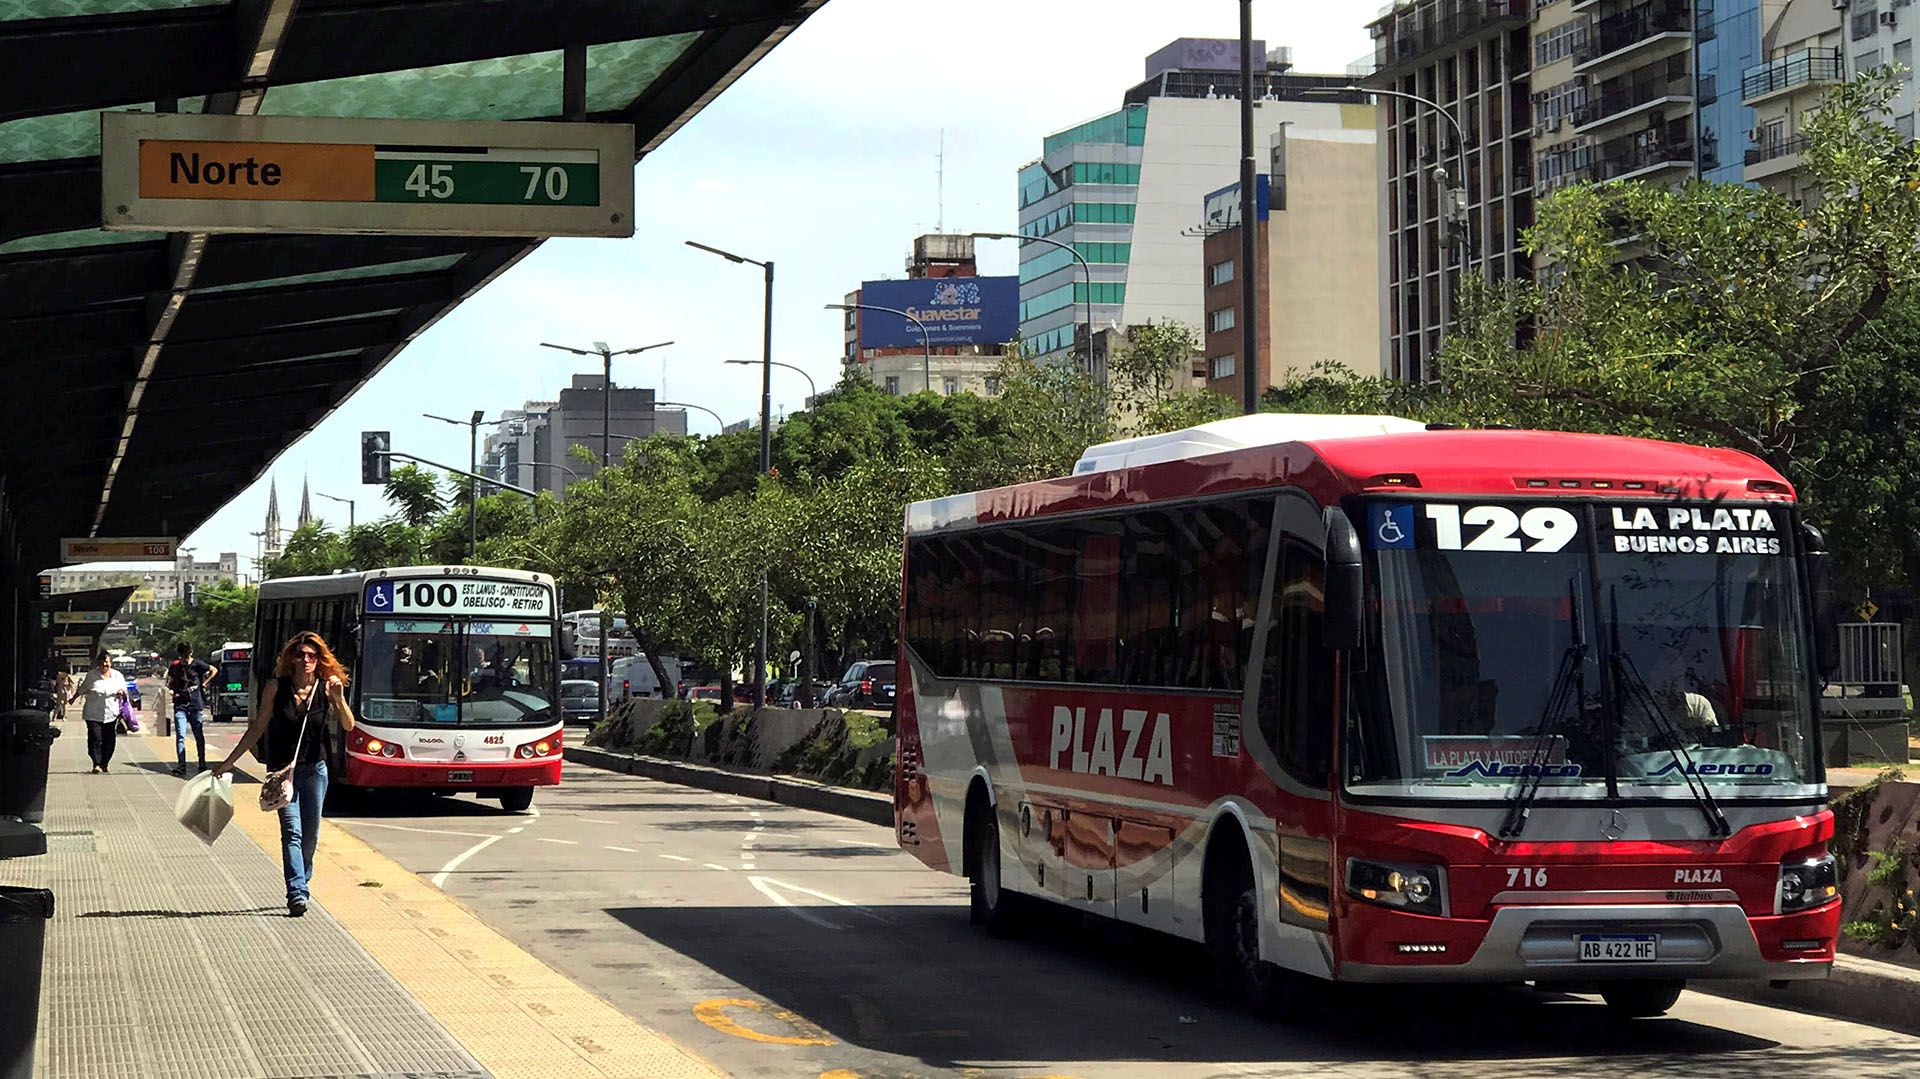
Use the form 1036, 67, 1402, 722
1015, 104, 1145, 361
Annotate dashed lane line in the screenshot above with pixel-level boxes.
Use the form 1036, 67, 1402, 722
659, 854, 693, 863
536, 837, 580, 846
606, 845, 639, 853
703, 863, 733, 873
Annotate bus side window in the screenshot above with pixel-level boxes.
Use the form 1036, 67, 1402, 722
1075, 528, 1120, 684
1261, 533, 1333, 787
1027, 526, 1076, 683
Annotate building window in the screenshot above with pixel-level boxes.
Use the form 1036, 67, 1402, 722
942, 376, 958, 395
1210, 354, 1236, 380
1209, 307, 1236, 333
884, 376, 900, 395
1854, 6, 1879, 41
984, 376, 1000, 395
1898, 39, 1913, 77
1859, 49, 1882, 72
1208, 259, 1235, 286
1901, 113, 1916, 139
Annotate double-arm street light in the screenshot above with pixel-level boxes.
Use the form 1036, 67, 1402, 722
635, 401, 728, 433
686, 239, 775, 710
971, 230, 1093, 367
424, 410, 505, 559
1305, 83, 1469, 371
824, 302, 929, 392
313, 491, 355, 531
538, 339, 675, 487
725, 358, 817, 404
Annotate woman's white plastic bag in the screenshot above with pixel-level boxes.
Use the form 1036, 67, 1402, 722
173, 771, 234, 845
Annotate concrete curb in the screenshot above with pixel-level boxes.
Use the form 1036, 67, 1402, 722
566, 746, 1920, 1038
564, 745, 895, 827
1693, 953, 1920, 1037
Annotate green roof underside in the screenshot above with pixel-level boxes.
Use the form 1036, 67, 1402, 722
0, 0, 822, 571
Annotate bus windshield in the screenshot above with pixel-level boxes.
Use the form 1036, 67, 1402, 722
1346, 498, 1819, 801
359, 617, 558, 726
217, 660, 250, 693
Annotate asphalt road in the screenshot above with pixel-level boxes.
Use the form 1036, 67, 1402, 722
182, 717, 1920, 1079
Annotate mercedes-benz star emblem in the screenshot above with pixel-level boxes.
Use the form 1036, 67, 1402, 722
1599, 809, 1627, 841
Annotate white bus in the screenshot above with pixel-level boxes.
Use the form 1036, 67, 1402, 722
254, 566, 563, 812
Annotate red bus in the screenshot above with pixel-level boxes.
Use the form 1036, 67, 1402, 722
894, 414, 1841, 1018
254, 567, 563, 812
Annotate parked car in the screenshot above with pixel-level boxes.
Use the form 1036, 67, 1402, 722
829, 660, 896, 710
687, 685, 724, 705
124, 678, 143, 713
559, 679, 601, 725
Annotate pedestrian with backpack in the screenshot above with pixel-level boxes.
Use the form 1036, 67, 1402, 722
167, 642, 215, 777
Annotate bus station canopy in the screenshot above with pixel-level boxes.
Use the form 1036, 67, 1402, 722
0, 0, 821, 574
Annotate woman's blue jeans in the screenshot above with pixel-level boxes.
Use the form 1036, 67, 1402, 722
276, 759, 329, 904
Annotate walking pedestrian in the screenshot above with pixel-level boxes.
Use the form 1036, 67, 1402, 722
69, 652, 128, 773
52, 668, 72, 721
213, 632, 356, 917
166, 642, 215, 777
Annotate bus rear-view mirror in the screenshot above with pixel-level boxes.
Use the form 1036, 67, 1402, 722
1324, 507, 1363, 652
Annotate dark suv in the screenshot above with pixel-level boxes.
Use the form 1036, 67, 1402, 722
831, 660, 896, 710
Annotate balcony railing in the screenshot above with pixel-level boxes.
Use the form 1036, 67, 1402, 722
1582, 2, 1690, 63
1575, 70, 1692, 127
1595, 138, 1694, 180
1373, 1, 1531, 75
1743, 133, 1812, 166
1740, 48, 1843, 102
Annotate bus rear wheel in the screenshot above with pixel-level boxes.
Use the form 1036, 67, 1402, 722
967, 793, 1021, 936
500, 787, 534, 814
1599, 979, 1684, 1018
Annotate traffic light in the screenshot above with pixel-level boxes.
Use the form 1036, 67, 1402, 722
361, 431, 391, 484
183, 581, 198, 608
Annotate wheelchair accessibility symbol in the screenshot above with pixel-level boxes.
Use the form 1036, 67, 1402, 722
1368, 504, 1416, 550
366, 581, 394, 611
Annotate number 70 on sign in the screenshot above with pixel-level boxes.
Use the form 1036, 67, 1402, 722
375, 151, 598, 207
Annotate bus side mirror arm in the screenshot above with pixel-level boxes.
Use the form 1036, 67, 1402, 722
1802, 523, 1839, 678
1324, 507, 1364, 652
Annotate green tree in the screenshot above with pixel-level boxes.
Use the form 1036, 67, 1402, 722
384, 464, 446, 528
136, 581, 257, 658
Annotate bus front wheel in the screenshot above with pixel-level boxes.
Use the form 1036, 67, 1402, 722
1599, 979, 1684, 1018
1204, 844, 1300, 1019
966, 792, 1021, 936
500, 787, 534, 814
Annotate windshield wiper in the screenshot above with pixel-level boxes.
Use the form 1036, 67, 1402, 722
1608, 589, 1732, 838
1499, 578, 1588, 839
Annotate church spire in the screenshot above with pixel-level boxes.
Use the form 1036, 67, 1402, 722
264, 476, 282, 558
298, 476, 313, 530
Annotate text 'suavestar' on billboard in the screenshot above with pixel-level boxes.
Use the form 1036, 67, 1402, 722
856, 276, 1019, 350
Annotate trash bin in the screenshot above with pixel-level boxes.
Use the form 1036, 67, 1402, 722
0, 886, 51, 1079
0, 710, 59, 824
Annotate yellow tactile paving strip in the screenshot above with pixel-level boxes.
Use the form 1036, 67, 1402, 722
156, 734, 720, 1079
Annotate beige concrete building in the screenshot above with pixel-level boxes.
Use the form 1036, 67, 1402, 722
1743, 0, 1845, 201
1533, 0, 1697, 196
1198, 113, 1382, 397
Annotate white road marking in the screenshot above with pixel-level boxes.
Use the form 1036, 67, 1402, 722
536, 837, 579, 846
527, 805, 541, 817
703, 863, 733, 873
749, 876, 840, 929
431, 835, 503, 888
507, 826, 525, 834
842, 838, 890, 848
742, 862, 756, 870
659, 854, 692, 862
605, 845, 638, 853
742, 834, 758, 847
748, 875, 888, 923
578, 817, 617, 825
342, 820, 498, 840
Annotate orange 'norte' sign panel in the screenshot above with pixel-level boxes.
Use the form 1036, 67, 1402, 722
137, 140, 374, 201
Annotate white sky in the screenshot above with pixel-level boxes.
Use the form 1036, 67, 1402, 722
162, 0, 1376, 575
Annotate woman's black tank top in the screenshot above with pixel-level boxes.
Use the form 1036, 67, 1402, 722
264, 679, 329, 771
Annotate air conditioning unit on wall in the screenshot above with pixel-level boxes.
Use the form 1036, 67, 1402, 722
1883, 10, 1900, 25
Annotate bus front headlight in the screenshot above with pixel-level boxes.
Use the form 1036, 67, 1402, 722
1347, 857, 1447, 917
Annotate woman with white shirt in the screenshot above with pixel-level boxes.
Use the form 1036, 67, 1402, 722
69, 651, 129, 773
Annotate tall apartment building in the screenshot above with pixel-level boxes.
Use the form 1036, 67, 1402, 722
1742, 1, 1846, 199
1015, 39, 1369, 374
479, 376, 685, 498
1531, 0, 1695, 199
1838, 0, 1919, 123
1365, 1, 1536, 383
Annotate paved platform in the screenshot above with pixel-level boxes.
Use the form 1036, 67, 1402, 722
0, 716, 715, 1079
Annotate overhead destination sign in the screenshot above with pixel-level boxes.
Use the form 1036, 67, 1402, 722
60, 536, 176, 563
53, 611, 110, 625
101, 113, 634, 238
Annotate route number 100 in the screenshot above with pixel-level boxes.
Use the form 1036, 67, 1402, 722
395, 581, 460, 608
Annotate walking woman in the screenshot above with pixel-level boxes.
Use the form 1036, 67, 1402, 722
69, 651, 128, 773
213, 632, 355, 917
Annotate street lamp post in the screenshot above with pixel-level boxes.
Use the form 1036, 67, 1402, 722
824, 303, 930, 392
313, 492, 354, 531
971, 231, 1093, 368
541, 334, 675, 729
1306, 84, 1469, 376
685, 240, 775, 710
725, 358, 818, 403
1237, 2, 1258, 414
651, 402, 726, 431
424, 410, 506, 560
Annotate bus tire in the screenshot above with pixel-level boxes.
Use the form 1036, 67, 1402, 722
966, 789, 1021, 936
1598, 979, 1684, 1018
1204, 836, 1298, 1019
500, 787, 534, 814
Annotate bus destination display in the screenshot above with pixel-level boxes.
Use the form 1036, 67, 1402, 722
365, 578, 552, 618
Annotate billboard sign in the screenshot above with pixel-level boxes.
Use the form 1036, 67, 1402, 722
856, 276, 1019, 350
1201, 174, 1270, 230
